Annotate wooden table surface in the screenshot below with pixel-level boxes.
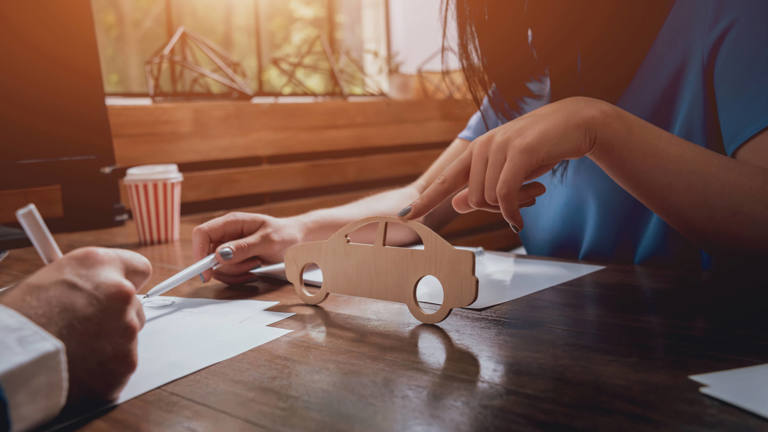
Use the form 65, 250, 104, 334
2, 214, 767, 431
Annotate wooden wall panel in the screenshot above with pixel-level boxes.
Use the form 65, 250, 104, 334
118, 149, 440, 209
0, 185, 63, 223
109, 99, 473, 138
108, 99, 475, 166
182, 188, 390, 226
181, 149, 441, 202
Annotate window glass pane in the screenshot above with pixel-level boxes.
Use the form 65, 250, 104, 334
259, 0, 333, 95
334, 0, 388, 95
170, 0, 258, 94
91, 0, 167, 94
91, 0, 388, 96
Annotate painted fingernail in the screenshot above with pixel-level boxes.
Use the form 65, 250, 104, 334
199, 274, 206, 283
397, 205, 412, 217
510, 223, 521, 234
219, 246, 234, 261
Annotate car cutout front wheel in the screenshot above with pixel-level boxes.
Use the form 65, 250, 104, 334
294, 261, 330, 305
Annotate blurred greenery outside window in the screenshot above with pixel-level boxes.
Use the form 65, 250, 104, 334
91, 0, 389, 97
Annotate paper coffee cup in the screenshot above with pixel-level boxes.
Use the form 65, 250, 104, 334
124, 164, 183, 245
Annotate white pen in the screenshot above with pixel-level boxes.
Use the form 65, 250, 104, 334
144, 253, 219, 298
250, 262, 287, 274
16, 203, 63, 264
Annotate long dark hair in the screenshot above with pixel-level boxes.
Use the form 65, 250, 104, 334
444, 0, 673, 124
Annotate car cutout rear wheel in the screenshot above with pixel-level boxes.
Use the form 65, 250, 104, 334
406, 273, 453, 324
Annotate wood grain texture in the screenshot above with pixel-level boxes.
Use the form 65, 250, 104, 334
284, 216, 478, 324
0, 185, 63, 223
117, 146, 438, 209
108, 99, 475, 166
180, 149, 441, 202
113, 120, 463, 166
0, 212, 766, 431
180, 188, 391, 224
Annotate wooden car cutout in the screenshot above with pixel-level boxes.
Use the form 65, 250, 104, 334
284, 216, 478, 323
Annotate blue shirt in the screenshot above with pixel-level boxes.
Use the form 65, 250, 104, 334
458, 0, 768, 267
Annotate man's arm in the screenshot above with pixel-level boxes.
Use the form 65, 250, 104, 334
0, 306, 67, 432
0, 247, 151, 430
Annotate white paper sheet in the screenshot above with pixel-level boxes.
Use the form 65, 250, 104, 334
252, 248, 604, 309
689, 363, 768, 420
120, 296, 293, 403
47, 297, 293, 430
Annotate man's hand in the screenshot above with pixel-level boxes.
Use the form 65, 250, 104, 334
0, 247, 151, 405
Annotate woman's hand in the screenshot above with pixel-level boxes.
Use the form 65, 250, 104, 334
192, 212, 306, 284
401, 97, 610, 231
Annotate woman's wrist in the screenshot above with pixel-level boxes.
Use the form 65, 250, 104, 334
287, 209, 344, 243
285, 214, 312, 244
583, 98, 626, 164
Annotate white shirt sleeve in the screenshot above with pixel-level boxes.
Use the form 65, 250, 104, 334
0, 305, 68, 432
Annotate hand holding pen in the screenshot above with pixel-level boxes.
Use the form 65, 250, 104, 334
192, 213, 304, 285
143, 251, 226, 298
8, 203, 150, 403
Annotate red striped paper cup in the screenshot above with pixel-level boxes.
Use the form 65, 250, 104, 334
124, 164, 183, 245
